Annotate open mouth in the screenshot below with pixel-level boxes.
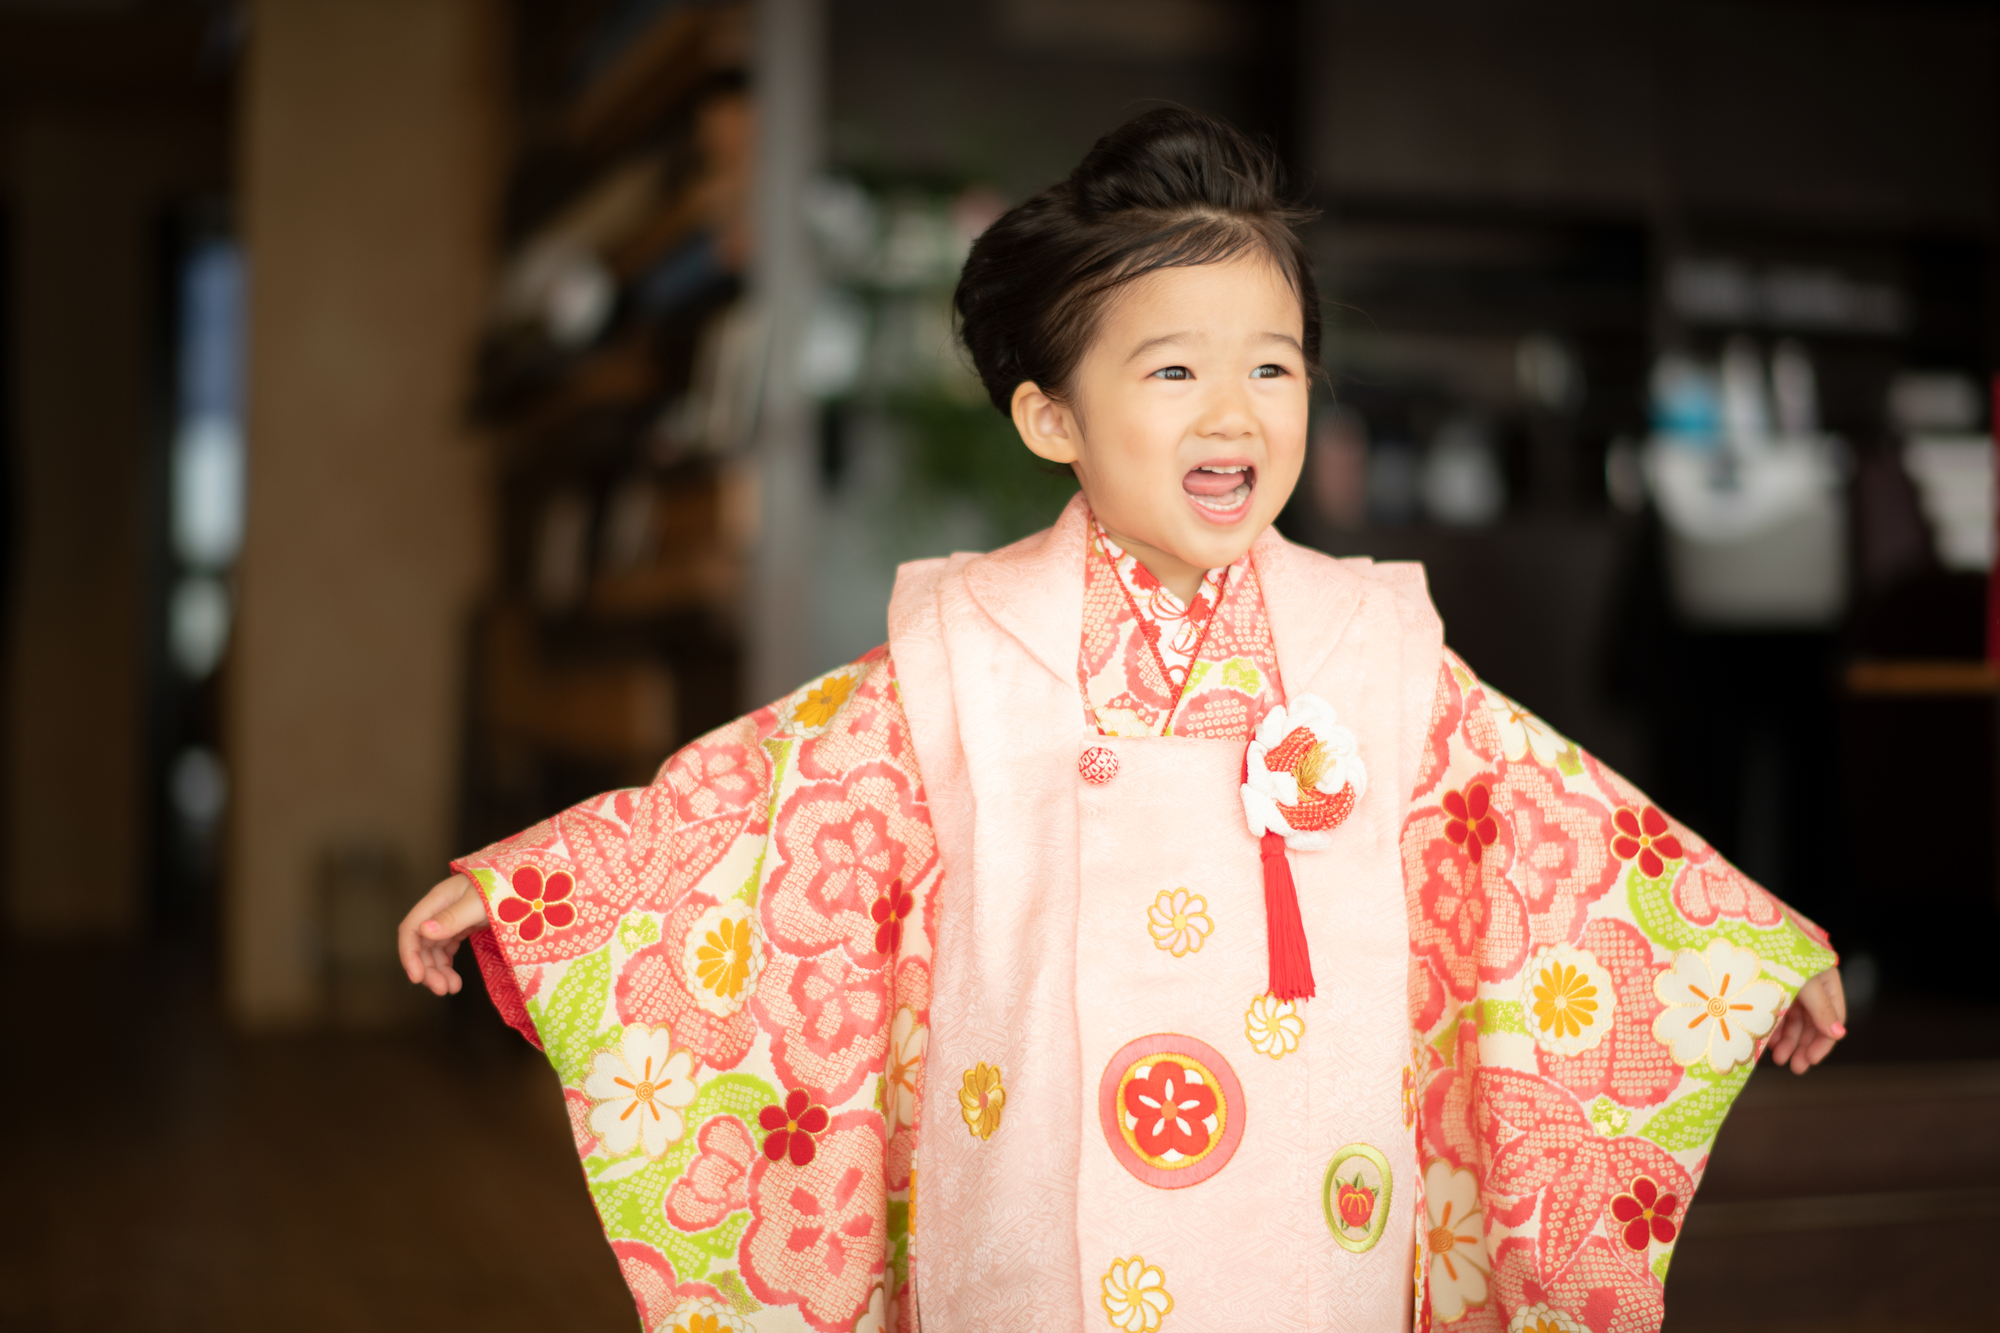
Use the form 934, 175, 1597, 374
1183, 462, 1256, 519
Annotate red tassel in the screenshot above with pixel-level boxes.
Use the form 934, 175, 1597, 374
1259, 830, 1316, 1000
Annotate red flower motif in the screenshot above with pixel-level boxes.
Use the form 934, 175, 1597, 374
1122, 1060, 1217, 1160
759, 1088, 831, 1166
494, 865, 575, 942
870, 879, 912, 956
1610, 1175, 1681, 1250
1443, 783, 1499, 863
1611, 805, 1684, 879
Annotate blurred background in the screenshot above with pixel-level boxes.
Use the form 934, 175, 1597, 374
0, 0, 1995, 1328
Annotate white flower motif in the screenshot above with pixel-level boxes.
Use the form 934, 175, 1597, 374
886, 1005, 928, 1129
1245, 993, 1305, 1059
849, 1282, 890, 1333
665, 1295, 752, 1333
1520, 943, 1616, 1057
1241, 694, 1367, 851
1483, 691, 1570, 767
1651, 939, 1784, 1071
1100, 1255, 1173, 1331
584, 1024, 699, 1158
1509, 1303, 1587, 1333
681, 900, 765, 1017
1147, 888, 1213, 957
1423, 1160, 1490, 1322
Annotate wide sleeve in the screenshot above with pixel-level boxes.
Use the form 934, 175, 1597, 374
1402, 649, 1836, 1332
453, 644, 937, 1333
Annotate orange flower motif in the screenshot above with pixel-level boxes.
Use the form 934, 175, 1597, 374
959, 1062, 1005, 1140
1611, 805, 1684, 879
793, 672, 856, 730
1442, 783, 1498, 863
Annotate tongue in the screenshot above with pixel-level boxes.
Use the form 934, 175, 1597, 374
1184, 468, 1249, 497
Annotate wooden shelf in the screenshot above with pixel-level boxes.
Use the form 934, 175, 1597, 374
564, 7, 748, 158
1845, 660, 2000, 697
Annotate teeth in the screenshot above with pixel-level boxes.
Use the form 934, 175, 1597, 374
1198, 465, 1248, 474
1191, 484, 1251, 510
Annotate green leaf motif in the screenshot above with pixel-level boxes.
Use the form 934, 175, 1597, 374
529, 950, 613, 1082
1477, 999, 1529, 1037
618, 914, 661, 953
1555, 744, 1584, 777
1652, 1249, 1673, 1284
1183, 660, 1214, 694
1222, 657, 1262, 695
1625, 864, 1836, 984
1637, 1063, 1752, 1152
887, 1198, 911, 1290
710, 1268, 761, 1315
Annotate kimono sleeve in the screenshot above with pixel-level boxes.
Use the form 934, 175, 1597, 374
1401, 649, 1837, 1332
452, 645, 938, 1333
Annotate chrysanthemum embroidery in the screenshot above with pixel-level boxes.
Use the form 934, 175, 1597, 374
681, 901, 764, 1017
583, 1025, 699, 1159
792, 671, 857, 732
496, 865, 576, 942
1100, 1255, 1173, 1331
1509, 1304, 1587, 1333
1521, 943, 1614, 1056
959, 1062, 1005, 1140
1147, 888, 1213, 957
1245, 993, 1304, 1059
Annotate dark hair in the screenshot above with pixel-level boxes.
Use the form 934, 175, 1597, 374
954, 107, 1319, 415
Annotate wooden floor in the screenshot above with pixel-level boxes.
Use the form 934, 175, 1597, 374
4, 945, 1996, 1330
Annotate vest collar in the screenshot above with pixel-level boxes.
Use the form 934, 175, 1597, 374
962, 491, 1374, 697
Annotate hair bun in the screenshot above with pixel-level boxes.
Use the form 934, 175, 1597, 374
1069, 107, 1284, 218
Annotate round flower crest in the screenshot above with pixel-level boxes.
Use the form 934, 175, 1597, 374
1240, 694, 1366, 851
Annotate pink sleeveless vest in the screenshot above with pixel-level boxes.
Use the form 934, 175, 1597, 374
889, 500, 1444, 1331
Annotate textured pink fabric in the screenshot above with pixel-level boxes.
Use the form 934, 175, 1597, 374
892, 495, 1442, 1329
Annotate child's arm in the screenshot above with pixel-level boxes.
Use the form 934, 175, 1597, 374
1769, 966, 1847, 1074
396, 874, 488, 996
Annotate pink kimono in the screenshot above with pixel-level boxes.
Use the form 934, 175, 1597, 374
461, 495, 1835, 1332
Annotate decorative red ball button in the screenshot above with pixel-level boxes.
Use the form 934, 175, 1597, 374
1079, 745, 1119, 785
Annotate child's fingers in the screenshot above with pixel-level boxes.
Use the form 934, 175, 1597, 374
1796, 971, 1847, 1041
398, 875, 483, 985
1767, 1009, 1801, 1068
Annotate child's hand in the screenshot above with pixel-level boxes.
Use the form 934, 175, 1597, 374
397, 874, 489, 997
1767, 967, 1847, 1074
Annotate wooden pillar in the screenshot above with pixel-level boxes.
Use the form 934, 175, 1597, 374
228, 0, 498, 1025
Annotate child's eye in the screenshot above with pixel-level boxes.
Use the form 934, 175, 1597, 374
1150, 366, 1192, 381
1250, 364, 1288, 379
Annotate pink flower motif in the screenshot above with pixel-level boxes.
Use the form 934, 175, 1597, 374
1671, 854, 1784, 928
750, 946, 891, 1105
608, 1240, 727, 1331
871, 880, 913, 956
494, 866, 576, 942
742, 1113, 887, 1333
1536, 919, 1679, 1109
665, 1114, 756, 1229
1407, 781, 1528, 1002
1483, 1235, 1663, 1327
1492, 762, 1620, 949
1610, 1176, 1681, 1251
1611, 805, 1684, 880
615, 901, 756, 1071
760, 1088, 832, 1166
762, 762, 934, 962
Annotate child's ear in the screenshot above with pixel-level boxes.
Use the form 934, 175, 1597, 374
1011, 381, 1079, 465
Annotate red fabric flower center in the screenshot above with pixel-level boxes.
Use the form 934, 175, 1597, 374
1612, 806, 1686, 879
870, 879, 913, 956
1442, 783, 1499, 863
1610, 1174, 1681, 1250
758, 1088, 830, 1166
1122, 1060, 1217, 1159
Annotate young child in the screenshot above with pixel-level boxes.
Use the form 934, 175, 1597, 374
400, 109, 1844, 1333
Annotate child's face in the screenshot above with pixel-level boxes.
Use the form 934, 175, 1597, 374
1011, 253, 1309, 597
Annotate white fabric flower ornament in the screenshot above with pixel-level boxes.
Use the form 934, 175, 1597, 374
1240, 694, 1367, 851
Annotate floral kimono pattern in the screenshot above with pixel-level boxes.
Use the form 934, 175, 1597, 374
460, 521, 1834, 1332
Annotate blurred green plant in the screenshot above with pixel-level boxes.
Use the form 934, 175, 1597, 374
886, 387, 1077, 546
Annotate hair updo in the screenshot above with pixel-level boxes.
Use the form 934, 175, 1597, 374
954, 107, 1320, 415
